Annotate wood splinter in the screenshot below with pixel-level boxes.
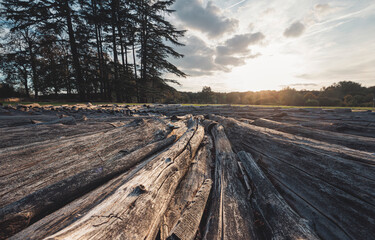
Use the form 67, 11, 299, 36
237, 161, 252, 199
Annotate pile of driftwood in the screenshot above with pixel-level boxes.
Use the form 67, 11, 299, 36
0, 104, 374, 239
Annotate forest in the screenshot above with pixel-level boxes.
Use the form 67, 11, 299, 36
0, 0, 185, 102
177, 82, 375, 107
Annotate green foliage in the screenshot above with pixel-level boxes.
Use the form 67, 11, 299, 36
0, 83, 20, 98
175, 81, 374, 107
305, 99, 319, 106
0, 0, 185, 102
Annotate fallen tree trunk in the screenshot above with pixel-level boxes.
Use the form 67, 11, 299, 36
28, 119, 204, 239
210, 115, 375, 240
252, 118, 375, 151
203, 124, 257, 240
237, 151, 319, 240
161, 135, 213, 238
0, 121, 117, 149
0, 135, 176, 239
168, 179, 213, 240
0, 118, 170, 208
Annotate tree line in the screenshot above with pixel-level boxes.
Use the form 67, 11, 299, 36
0, 0, 185, 102
172, 82, 375, 107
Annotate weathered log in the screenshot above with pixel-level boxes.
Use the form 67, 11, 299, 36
168, 179, 213, 240
161, 135, 213, 238
237, 151, 319, 240
27, 119, 204, 239
9, 147, 161, 240
170, 114, 193, 121
252, 118, 375, 151
210, 115, 375, 240
0, 118, 171, 207
0, 120, 118, 149
0, 135, 176, 239
237, 161, 252, 195
203, 124, 257, 239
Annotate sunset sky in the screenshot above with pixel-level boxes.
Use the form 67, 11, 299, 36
167, 0, 375, 92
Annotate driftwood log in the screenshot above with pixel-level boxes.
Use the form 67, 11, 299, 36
168, 179, 213, 240
237, 151, 319, 239
203, 124, 257, 239
1, 104, 374, 239
210, 115, 375, 240
0, 135, 175, 238
252, 118, 375, 151
161, 136, 213, 239
0, 118, 170, 207
24, 119, 204, 239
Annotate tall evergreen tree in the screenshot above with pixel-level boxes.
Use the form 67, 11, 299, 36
137, 0, 186, 102
1, 0, 186, 102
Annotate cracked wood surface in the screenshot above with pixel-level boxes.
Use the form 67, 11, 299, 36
252, 118, 375, 151
237, 151, 319, 240
162, 136, 213, 238
168, 179, 212, 240
203, 124, 257, 240
1, 104, 374, 239
40, 119, 204, 239
211, 115, 375, 240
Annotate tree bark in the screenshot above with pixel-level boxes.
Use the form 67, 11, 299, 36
63, 0, 85, 101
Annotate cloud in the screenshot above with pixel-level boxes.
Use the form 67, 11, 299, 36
174, 36, 219, 75
215, 32, 264, 67
173, 0, 239, 38
278, 83, 319, 89
173, 32, 264, 76
215, 55, 246, 66
314, 3, 334, 15
216, 32, 265, 56
283, 21, 306, 38
289, 83, 318, 87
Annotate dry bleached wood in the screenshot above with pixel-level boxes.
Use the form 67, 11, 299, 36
8, 118, 198, 240
168, 179, 213, 240
252, 118, 375, 151
0, 121, 116, 148
203, 124, 257, 240
237, 151, 319, 240
210, 115, 375, 240
0, 135, 176, 239
3, 105, 375, 239
0, 118, 170, 208
30, 118, 204, 239
161, 135, 213, 238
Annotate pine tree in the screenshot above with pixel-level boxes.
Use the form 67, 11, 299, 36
137, 0, 186, 102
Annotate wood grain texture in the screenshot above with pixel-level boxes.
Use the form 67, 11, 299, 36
203, 124, 258, 240
162, 135, 213, 238
210, 115, 375, 240
39, 119, 204, 239
168, 179, 212, 240
237, 151, 319, 240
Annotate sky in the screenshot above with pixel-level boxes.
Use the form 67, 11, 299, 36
166, 0, 375, 92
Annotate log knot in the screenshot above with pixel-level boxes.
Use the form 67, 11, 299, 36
129, 185, 147, 196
